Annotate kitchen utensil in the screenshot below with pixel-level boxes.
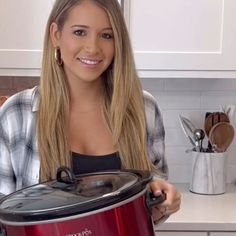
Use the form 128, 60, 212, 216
204, 112, 213, 151
179, 115, 196, 133
204, 112, 229, 137
209, 122, 234, 152
179, 115, 196, 147
204, 112, 230, 152
0, 167, 165, 236
193, 129, 205, 152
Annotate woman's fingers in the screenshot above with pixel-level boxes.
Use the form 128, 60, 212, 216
149, 179, 181, 216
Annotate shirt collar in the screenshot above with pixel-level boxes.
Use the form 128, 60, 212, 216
31, 86, 40, 112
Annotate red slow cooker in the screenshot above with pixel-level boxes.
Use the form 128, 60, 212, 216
0, 167, 165, 236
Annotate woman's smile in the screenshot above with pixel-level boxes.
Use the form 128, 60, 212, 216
78, 57, 102, 67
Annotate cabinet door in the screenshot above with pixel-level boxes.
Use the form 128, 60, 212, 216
210, 233, 236, 236
156, 232, 207, 236
124, 0, 236, 78
0, 0, 54, 76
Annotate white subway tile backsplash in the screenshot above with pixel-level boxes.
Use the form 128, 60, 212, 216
165, 128, 188, 146
201, 91, 236, 110
165, 78, 236, 91
140, 78, 165, 91
162, 110, 205, 129
143, 77, 236, 183
226, 165, 236, 183
152, 92, 201, 110
166, 147, 192, 165
227, 147, 236, 164
168, 165, 192, 183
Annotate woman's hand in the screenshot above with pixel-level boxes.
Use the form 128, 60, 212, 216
149, 179, 181, 224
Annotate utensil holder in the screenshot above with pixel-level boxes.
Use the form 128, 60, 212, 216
189, 151, 227, 195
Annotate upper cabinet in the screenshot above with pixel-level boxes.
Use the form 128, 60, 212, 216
1, 0, 235, 78
0, 0, 54, 76
124, 0, 236, 78
0, 0, 123, 77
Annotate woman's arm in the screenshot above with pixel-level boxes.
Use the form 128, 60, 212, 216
144, 91, 181, 223
144, 90, 168, 179
0, 106, 16, 196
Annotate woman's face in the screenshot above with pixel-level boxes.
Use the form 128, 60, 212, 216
51, 0, 115, 83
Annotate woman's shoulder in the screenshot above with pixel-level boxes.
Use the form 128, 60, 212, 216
0, 86, 39, 116
143, 90, 156, 102
142, 90, 163, 129
143, 90, 160, 112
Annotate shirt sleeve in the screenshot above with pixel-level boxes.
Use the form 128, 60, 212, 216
0, 106, 16, 196
144, 91, 168, 180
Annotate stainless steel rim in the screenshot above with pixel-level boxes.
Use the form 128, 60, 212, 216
0, 187, 147, 226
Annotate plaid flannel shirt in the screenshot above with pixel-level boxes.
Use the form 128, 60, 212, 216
0, 86, 168, 196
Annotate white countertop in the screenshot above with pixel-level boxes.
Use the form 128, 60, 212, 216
155, 183, 236, 232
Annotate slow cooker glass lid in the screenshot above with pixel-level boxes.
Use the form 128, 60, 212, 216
0, 172, 140, 214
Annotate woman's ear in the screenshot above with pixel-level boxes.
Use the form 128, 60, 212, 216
50, 22, 60, 47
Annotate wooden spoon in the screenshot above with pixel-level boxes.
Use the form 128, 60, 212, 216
209, 121, 234, 152
204, 112, 229, 137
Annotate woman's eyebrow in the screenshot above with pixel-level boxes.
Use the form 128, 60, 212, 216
71, 24, 89, 28
71, 25, 112, 31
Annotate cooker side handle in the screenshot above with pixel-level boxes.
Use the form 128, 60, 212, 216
146, 191, 166, 210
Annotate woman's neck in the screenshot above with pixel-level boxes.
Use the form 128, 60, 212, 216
68, 78, 104, 113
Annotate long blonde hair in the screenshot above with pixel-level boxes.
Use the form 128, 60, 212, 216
38, 0, 157, 181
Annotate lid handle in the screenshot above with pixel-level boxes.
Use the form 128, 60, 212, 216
56, 166, 76, 184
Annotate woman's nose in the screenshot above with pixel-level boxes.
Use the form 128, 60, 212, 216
84, 36, 100, 54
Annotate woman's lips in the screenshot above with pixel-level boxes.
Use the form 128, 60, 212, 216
79, 58, 102, 66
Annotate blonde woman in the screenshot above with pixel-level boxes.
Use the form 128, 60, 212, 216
0, 0, 180, 223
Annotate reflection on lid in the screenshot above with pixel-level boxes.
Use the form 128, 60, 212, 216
0, 172, 138, 213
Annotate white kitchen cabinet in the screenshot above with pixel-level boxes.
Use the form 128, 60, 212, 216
156, 232, 206, 236
124, 0, 236, 78
0, 0, 54, 76
0, 0, 124, 77
156, 232, 236, 236
210, 233, 236, 236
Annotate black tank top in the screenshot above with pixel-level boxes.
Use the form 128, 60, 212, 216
72, 152, 122, 175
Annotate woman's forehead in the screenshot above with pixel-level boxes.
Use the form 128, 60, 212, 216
64, 1, 112, 30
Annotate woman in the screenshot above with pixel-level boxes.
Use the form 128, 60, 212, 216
0, 0, 180, 223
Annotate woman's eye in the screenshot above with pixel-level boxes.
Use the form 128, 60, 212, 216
101, 33, 113, 40
74, 29, 86, 36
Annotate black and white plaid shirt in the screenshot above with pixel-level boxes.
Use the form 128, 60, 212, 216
0, 86, 167, 196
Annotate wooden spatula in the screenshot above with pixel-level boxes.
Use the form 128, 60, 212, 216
209, 121, 234, 152
204, 112, 229, 137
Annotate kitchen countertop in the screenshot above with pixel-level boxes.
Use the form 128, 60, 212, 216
155, 183, 236, 232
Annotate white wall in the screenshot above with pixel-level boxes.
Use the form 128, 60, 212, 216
141, 78, 236, 184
